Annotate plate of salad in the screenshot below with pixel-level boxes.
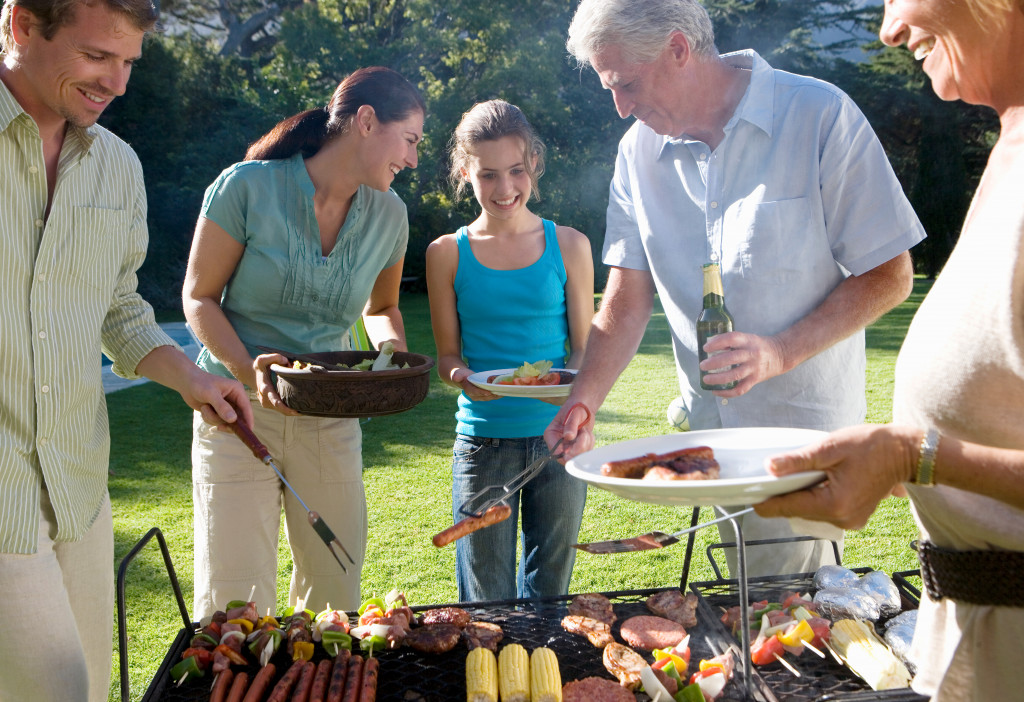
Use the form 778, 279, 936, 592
468, 360, 576, 398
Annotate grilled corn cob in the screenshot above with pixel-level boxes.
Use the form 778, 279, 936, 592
467, 647, 499, 702
830, 619, 912, 691
498, 643, 530, 702
529, 647, 562, 702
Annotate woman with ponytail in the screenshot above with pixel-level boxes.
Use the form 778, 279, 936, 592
182, 67, 425, 618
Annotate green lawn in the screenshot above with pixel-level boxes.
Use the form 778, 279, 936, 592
108, 281, 929, 701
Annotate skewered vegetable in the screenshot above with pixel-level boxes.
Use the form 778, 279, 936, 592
830, 619, 912, 690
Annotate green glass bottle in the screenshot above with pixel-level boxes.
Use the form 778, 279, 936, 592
697, 262, 737, 390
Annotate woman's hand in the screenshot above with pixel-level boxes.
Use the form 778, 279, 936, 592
253, 353, 301, 416
754, 424, 918, 529
453, 368, 499, 401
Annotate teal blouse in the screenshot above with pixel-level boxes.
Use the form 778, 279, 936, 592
196, 153, 408, 380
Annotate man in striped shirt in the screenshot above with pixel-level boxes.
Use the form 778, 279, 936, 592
0, 1, 252, 700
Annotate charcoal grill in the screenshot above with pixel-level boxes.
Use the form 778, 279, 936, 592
119, 526, 928, 702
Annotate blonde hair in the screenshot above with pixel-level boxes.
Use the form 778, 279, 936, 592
447, 99, 546, 202
964, 0, 1023, 26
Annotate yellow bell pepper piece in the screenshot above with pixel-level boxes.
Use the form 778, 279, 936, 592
292, 641, 315, 661
653, 648, 688, 672
778, 619, 813, 648
227, 618, 254, 635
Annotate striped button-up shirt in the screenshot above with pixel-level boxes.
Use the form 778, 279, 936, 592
0, 79, 177, 553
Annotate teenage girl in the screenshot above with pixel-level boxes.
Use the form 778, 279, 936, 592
426, 99, 594, 601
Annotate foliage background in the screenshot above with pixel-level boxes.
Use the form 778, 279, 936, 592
98, 0, 999, 309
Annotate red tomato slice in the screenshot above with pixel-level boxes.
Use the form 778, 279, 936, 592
537, 372, 560, 385
751, 635, 785, 666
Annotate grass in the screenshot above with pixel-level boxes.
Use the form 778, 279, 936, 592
107, 281, 930, 701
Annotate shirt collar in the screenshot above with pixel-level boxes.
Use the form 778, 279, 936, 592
0, 76, 99, 151
657, 48, 775, 159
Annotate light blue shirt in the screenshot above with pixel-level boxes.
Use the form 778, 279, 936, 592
603, 50, 926, 431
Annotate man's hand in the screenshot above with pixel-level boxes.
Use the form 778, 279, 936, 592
544, 401, 595, 461
180, 365, 254, 428
754, 424, 917, 529
699, 331, 786, 397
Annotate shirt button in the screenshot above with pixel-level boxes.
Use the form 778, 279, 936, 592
311, 294, 320, 301
710, 201, 719, 209
721, 398, 728, 406
35, 218, 44, 228
29, 165, 39, 174
38, 437, 47, 447
698, 152, 707, 161
41, 385, 50, 393
38, 331, 47, 339
37, 273, 46, 282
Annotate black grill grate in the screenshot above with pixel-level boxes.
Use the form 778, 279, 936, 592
143, 582, 928, 702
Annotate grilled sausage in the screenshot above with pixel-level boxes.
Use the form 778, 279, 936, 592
358, 656, 379, 702
600, 445, 716, 479
242, 662, 276, 702
226, 671, 249, 702
432, 503, 512, 547
210, 669, 235, 702
340, 656, 363, 702
309, 659, 333, 702
268, 659, 309, 702
291, 658, 316, 702
325, 651, 351, 702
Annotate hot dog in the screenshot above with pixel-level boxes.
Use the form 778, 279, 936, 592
340, 656, 364, 702
268, 659, 309, 702
291, 659, 316, 702
210, 669, 235, 702
600, 445, 717, 479
242, 662, 276, 702
432, 503, 513, 547
358, 656, 379, 702
309, 658, 334, 702
226, 671, 249, 702
326, 651, 350, 702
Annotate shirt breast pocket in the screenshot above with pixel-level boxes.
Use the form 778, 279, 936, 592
733, 197, 818, 285
63, 207, 132, 296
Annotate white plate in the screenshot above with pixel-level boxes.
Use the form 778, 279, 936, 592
467, 368, 576, 398
565, 427, 827, 507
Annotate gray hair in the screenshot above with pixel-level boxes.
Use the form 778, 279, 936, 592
566, 0, 717, 66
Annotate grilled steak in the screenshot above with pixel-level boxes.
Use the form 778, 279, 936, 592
646, 590, 698, 628
403, 622, 461, 654
561, 614, 614, 649
462, 621, 504, 651
420, 606, 472, 629
568, 593, 616, 626
602, 642, 646, 690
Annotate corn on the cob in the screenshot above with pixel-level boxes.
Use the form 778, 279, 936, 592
830, 619, 912, 691
498, 643, 530, 702
529, 647, 562, 702
466, 647, 499, 702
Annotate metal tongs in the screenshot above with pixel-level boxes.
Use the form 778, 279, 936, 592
229, 420, 356, 572
459, 402, 592, 518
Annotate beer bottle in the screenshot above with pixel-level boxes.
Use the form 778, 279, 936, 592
697, 262, 737, 390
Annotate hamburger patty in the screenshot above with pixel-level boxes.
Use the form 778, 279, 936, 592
403, 622, 461, 654
619, 615, 688, 651
562, 677, 635, 702
420, 606, 471, 629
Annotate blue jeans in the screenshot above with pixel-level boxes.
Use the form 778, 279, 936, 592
452, 434, 587, 602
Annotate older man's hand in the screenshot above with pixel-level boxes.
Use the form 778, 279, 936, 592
699, 331, 786, 397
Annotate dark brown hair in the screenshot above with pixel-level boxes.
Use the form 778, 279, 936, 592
245, 66, 425, 161
1, 0, 158, 53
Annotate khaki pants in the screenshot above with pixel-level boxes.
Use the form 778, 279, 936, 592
192, 402, 366, 619
0, 491, 114, 702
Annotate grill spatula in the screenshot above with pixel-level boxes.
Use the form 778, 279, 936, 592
573, 506, 754, 554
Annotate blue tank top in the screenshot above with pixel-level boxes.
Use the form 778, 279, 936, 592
454, 219, 568, 438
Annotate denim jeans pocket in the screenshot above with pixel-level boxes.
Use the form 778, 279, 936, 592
453, 435, 489, 461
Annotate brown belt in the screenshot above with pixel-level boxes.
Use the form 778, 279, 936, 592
918, 540, 1024, 607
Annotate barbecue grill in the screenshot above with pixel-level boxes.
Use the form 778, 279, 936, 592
118, 528, 929, 702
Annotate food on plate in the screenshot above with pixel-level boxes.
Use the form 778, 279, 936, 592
619, 615, 688, 651
466, 646, 499, 702
561, 614, 614, 648
599, 445, 720, 481
830, 619, 912, 690
529, 647, 563, 702
498, 643, 530, 702
404, 622, 463, 654
486, 360, 574, 386
463, 620, 504, 651
421, 606, 473, 628
288, 342, 411, 372
433, 503, 514, 547
602, 642, 647, 690
568, 592, 617, 626
646, 589, 698, 628
561, 677, 634, 702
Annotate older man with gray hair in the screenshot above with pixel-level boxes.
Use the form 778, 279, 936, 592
0, 1, 251, 699
546, 0, 925, 577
